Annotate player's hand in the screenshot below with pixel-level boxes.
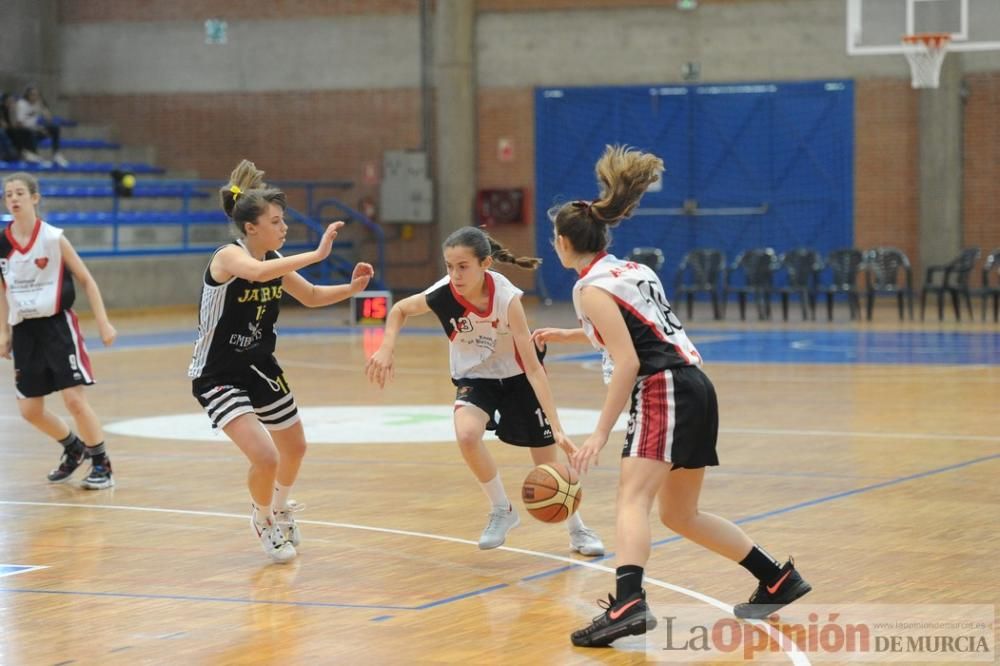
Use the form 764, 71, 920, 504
314, 221, 344, 261
98, 320, 117, 347
365, 345, 394, 389
554, 429, 578, 459
571, 431, 608, 476
531, 327, 568, 351
351, 262, 374, 293
0, 330, 10, 359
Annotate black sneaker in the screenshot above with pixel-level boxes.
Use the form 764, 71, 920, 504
81, 460, 114, 490
734, 558, 811, 620
47, 443, 87, 483
571, 590, 657, 648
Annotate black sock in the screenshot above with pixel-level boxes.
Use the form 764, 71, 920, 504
615, 565, 644, 601
739, 545, 783, 584
85, 442, 107, 465
58, 432, 82, 450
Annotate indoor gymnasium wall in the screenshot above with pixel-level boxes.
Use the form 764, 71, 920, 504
52, 0, 1000, 296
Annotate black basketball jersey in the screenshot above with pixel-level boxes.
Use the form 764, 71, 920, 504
188, 240, 283, 379
573, 252, 702, 382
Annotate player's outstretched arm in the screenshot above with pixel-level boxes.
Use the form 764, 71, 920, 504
282, 262, 374, 308
365, 293, 431, 389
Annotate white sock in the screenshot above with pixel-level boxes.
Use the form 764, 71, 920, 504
273, 483, 292, 511
252, 502, 272, 526
480, 474, 510, 510
567, 512, 585, 531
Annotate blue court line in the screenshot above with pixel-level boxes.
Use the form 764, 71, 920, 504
0, 580, 512, 614
4, 454, 995, 616
520, 451, 1000, 578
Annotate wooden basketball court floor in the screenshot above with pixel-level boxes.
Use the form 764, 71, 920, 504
1, 301, 997, 665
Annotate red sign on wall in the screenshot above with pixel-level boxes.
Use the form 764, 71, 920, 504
497, 138, 515, 163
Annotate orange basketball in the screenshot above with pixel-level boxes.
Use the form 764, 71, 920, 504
521, 462, 582, 523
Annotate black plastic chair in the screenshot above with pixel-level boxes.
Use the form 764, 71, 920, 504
920, 247, 981, 321
818, 248, 863, 321
724, 248, 779, 320
973, 249, 1000, 322
774, 248, 822, 321
673, 248, 726, 320
626, 247, 664, 272
864, 247, 914, 321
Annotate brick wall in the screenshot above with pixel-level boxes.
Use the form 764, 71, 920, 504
853, 79, 921, 278
963, 73, 1000, 264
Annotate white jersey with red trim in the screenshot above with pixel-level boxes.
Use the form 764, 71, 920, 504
572, 252, 702, 383
424, 270, 525, 380
0, 220, 75, 326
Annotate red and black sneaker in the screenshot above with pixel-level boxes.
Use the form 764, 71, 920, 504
47, 442, 87, 483
734, 558, 812, 620
571, 590, 657, 648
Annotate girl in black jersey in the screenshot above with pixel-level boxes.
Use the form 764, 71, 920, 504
365, 227, 604, 556
535, 146, 810, 647
0, 172, 116, 489
189, 160, 373, 564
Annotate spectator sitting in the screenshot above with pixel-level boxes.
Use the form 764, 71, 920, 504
15, 85, 68, 167
2, 92, 43, 163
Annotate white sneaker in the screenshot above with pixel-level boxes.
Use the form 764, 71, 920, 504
569, 525, 606, 556
53, 152, 69, 168
478, 504, 520, 550
21, 150, 42, 163
251, 507, 297, 563
274, 500, 304, 548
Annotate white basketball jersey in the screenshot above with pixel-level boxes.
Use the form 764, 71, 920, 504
424, 270, 526, 380
573, 252, 702, 383
0, 220, 75, 326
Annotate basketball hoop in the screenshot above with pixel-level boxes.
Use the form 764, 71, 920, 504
901, 33, 951, 89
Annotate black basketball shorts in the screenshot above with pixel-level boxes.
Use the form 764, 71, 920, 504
11, 309, 95, 399
192, 356, 300, 431
623, 365, 720, 469
453, 373, 556, 448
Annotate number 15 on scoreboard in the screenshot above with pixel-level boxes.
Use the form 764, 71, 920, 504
351, 290, 393, 326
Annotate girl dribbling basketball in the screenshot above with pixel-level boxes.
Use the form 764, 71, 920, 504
365, 227, 604, 556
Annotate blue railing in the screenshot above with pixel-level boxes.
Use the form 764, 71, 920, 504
0, 178, 386, 287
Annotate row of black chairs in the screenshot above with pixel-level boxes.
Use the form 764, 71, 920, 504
626, 246, 1000, 322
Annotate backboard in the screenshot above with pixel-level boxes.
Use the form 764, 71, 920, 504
847, 0, 1000, 55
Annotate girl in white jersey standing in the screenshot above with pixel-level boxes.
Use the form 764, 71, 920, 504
365, 227, 604, 556
189, 160, 373, 564
534, 146, 811, 647
0, 172, 116, 489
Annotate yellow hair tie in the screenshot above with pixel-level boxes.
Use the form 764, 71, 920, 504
230, 184, 242, 200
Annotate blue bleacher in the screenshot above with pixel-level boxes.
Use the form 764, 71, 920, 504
0, 160, 164, 174
0, 211, 226, 226
38, 138, 122, 150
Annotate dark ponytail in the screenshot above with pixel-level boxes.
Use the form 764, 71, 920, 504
443, 226, 541, 270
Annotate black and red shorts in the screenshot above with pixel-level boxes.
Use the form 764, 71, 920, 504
12, 309, 95, 398
622, 365, 719, 469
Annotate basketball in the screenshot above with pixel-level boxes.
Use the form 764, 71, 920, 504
521, 463, 582, 523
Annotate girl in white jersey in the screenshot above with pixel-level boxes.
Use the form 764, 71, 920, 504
0, 172, 116, 488
365, 227, 604, 556
535, 146, 811, 647
189, 160, 373, 563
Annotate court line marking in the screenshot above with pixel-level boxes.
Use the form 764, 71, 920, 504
0, 565, 47, 579
0, 500, 808, 665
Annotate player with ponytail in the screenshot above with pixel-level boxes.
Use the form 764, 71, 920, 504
366, 226, 604, 556
535, 145, 811, 647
